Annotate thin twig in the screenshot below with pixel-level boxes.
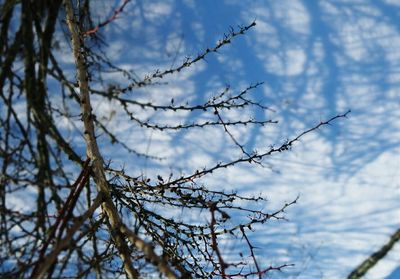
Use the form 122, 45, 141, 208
30, 158, 91, 279
209, 202, 227, 278
83, 0, 130, 36
240, 226, 261, 278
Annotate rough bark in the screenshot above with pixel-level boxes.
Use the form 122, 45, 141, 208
348, 228, 400, 279
63, 1, 178, 278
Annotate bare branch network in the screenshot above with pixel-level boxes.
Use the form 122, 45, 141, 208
0, 1, 349, 278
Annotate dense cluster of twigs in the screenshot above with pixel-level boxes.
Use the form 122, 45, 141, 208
0, 1, 349, 278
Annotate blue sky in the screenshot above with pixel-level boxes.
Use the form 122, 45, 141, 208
85, 1, 400, 278
19, 0, 398, 278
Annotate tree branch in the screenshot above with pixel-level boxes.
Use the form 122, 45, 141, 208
63, 1, 178, 278
30, 193, 104, 279
348, 228, 400, 279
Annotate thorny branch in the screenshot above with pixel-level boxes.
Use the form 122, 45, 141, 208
239, 226, 261, 278
109, 21, 258, 93
209, 202, 228, 278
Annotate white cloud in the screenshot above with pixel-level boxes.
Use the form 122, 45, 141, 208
271, 0, 310, 35
265, 48, 307, 76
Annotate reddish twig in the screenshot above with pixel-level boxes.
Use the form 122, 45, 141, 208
55, 159, 91, 241
45, 162, 92, 279
83, 0, 130, 36
30, 193, 104, 279
30, 158, 91, 279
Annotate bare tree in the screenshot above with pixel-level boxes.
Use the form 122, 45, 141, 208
0, 1, 349, 278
